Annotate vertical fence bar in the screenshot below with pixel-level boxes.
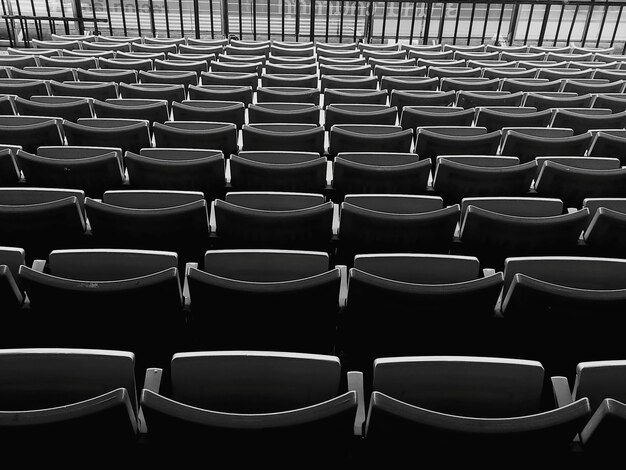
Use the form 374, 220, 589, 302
295, 0, 300, 40
58, 0, 70, 34
193, 0, 200, 38
566, 4, 580, 45
395, 1, 402, 42
408, 2, 416, 43
324, 0, 329, 41
15, 0, 30, 45
495, 3, 505, 44
310, 0, 316, 41
380, 2, 389, 42
610, 6, 622, 48
422, 0, 432, 44
164, 0, 171, 37
537, 1, 552, 46
354, 1, 360, 42
119, 0, 128, 35
222, 0, 230, 39
268, 0, 271, 39
467, 3, 477, 44
507, 2, 521, 46
282, 0, 286, 40
437, 2, 446, 43
338, 0, 345, 42
210, 0, 216, 38
365, 0, 374, 43
102, 0, 113, 35
580, 0, 595, 47
481, 3, 491, 43
73, 0, 86, 34
453, 3, 461, 44
148, 0, 157, 37
1, 0, 15, 47
237, 0, 243, 38
595, 2, 608, 47
554, 4, 565, 46
134, 0, 142, 36
178, 0, 185, 38
28, 0, 42, 40
44, 0, 57, 35
252, 0, 257, 39
523, 3, 534, 45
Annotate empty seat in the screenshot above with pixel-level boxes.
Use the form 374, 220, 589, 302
550, 108, 626, 134
329, 124, 413, 157
534, 160, 626, 208
119, 82, 186, 106
456, 90, 525, 109
200, 71, 258, 91
500, 78, 563, 94
379, 76, 439, 92
498, 256, 626, 376
48, 80, 119, 101
63, 118, 152, 155
336, 194, 460, 266
171, 100, 246, 128
211, 191, 335, 253
414, 126, 502, 161
139, 350, 363, 463
456, 196, 589, 270
556, 360, 626, 454
523, 92, 594, 111
322, 88, 388, 108
241, 123, 325, 154
125, 148, 226, 200
84, 190, 211, 267
92, 98, 170, 125
10, 65, 76, 81
247, 102, 321, 125
19, 248, 185, 361
261, 73, 318, 89
255, 86, 320, 105
439, 77, 501, 93
13, 95, 93, 122
390, 90, 456, 111
432, 156, 536, 206
0, 348, 143, 456
0, 147, 22, 186
188, 84, 254, 105
474, 106, 553, 132
499, 128, 593, 163
0, 187, 88, 263
138, 69, 199, 89
399, 106, 475, 130
0, 78, 49, 99
331, 152, 431, 202
0, 115, 63, 153
324, 104, 397, 130
184, 250, 344, 354
228, 151, 327, 193
152, 121, 238, 155
16, 147, 125, 198
339, 253, 504, 374
363, 356, 590, 461
75, 67, 138, 84
582, 198, 626, 257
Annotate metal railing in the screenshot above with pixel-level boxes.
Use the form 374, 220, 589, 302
2, 0, 625, 53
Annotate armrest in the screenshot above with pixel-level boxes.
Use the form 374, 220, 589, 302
551, 376, 574, 408
143, 367, 163, 393
183, 262, 198, 309
482, 268, 496, 277
347, 370, 366, 437
566, 207, 578, 214
31, 259, 46, 272
138, 367, 163, 435
337, 264, 348, 309
332, 202, 340, 236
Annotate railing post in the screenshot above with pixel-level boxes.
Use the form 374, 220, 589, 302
193, 0, 201, 38
309, 0, 315, 41
221, 0, 230, 37
580, 0, 596, 47
73, 0, 85, 34
365, 1, 374, 43
507, 1, 521, 45
537, 0, 552, 46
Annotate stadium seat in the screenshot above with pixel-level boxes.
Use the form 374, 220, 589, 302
0, 115, 63, 153
247, 101, 321, 125
228, 151, 328, 193
63, 117, 152, 155
329, 124, 413, 157
336, 194, 459, 266
331, 152, 431, 202
92, 98, 170, 125
152, 121, 238, 155
184, 249, 345, 353
139, 350, 363, 462
125, 148, 226, 200
414, 126, 502, 161
241, 123, 325, 154
362, 355, 591, 462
